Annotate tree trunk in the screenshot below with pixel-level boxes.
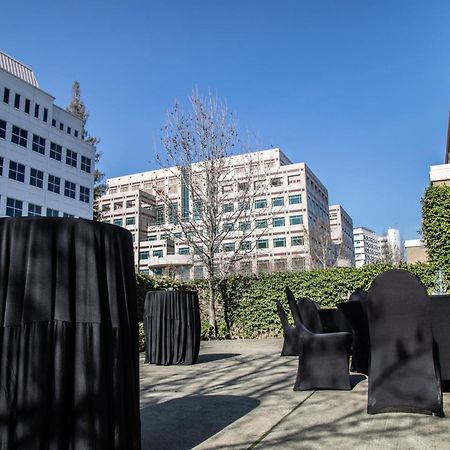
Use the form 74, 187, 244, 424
208, 277, 217, 339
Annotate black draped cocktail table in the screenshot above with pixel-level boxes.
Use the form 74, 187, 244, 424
0, 217, 141, 449
144, 290, 200, 365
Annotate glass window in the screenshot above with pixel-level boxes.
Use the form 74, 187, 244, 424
256, 239, 268, 249
271, 177, 282, 186
0, 119, 6, 139
169, 202, 178, 224
272, 197, 284, 207
64, 181, 76, 199
11, 125, 28, 147
67, 126, 71, 135
273, 237, 286, 248
24, 98, 30, 113
50, 142, 62, 161
255, 199, 267, 209
28, 203, 42, 217
59, 122, 64, 131
34, 104, 40, 119
139, 251, 149, 260
48, 174, 61, 193
74, 130, 79, 138
223, 203, 234, 213
113, 218, 122, 226
52, 119, 56, 127
156, 205, 165, 225
63, 213, 75, 218
43, 108, 48, 122
126, 216, 135, 225
6, 198, 22, 217
194, 265, 204, 279
79, 186, 90, 203
81, 156, 92, 173
273, 217, 285, 227
14, 93, 20, 109
255, 219, 267, 229
290, 215, 303, 225
153, 249, 163, 258
3, 88, 10, 104
238, 201, 250, 211
179, 247, 190, 255
8, 160, 25, 182
46, 208, 59, 217
291, 236, 304, 246
66, 149, 77, 168
240, 241, 251, 251
147, 234, 157, 241
223, 222, 234, 232
223, 242, 235, 252
30, 168, 44, 188
239, 221, 250, 231
32, 134, 46, 154
0, 157, 3, 176
289, 194, 301, 205
193, 200, 203, 220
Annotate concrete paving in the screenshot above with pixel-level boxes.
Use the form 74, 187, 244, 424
140, 339, 450, 450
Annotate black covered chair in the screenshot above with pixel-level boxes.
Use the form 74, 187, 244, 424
296, 297, 323, 333
276, 301, 299, 356
349, 288, 367, 302
366, 269, 444, 416
286, 288, 352, 390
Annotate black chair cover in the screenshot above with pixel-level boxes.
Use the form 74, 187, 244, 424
144, 290, 200, 365
296, 297, 323, 333
366, 269, 444, 416
430, 295, 450, 382
286, 288, 352, 391
0, 217, 141, 449
276, 301, 298, 356
349, 288, 367, 302
337, 300, 370, 375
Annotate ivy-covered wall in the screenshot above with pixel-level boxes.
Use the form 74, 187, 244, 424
136, 262, 438, 339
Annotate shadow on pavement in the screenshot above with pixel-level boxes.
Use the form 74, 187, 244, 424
197, 353, 241, 363
141, 394, 259, 450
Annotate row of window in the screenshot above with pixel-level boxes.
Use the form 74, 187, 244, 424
2, 86, 80, 138
0, 119, 92, 173
3, 196, 76, 218
223, 194, 302, 213
0, 157, 90, 203
224, 215, 303, 231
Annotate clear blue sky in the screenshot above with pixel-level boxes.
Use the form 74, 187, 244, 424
1, 1, 449, 239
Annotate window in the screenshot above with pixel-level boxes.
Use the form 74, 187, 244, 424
52, 119, 56, 127
48, 174, 61, 193
64, 180, 76, 199
290, 215, 303, 225
156, 205, 165, 225
126, 216, 135, 225
46, 208, 59, 217
24, 98, 30, 114
50, 142, 62, 161
43, 108, 48, 122
255, 199, 267, 209
67, 126, 71, 135
272, 197, 284, 207
273, 217, 285, 227
6, 198, 22, 217
257, 239, 268, 249
28, 203, 42, 217
32, 134, 46, 154
292, 257, 306, 270
273, 237, 286, 248
0, 119, 6, 139
288, 175, 301, 184
79, 186, 90, 203
240, 241, 251, 251
223, 203, 234, 213
193, 200, 203, 220
81, 156, 92, 173
11, 125, 28, 147
194, 265, 204, 279
289, 194, 301, 205
8, 161, 25, 182
256, 219, 267, 229
66, 149, 77, 168
239, 221, 250, 231
223, 242, 235, 252
34, 104, 40, 119
223, 222, 234, 232
0, 157, 3, 175
160, 233, 170, 240
63, 213, 75, 218
169, 202, 178, 224
271, 177, 282, 186
240, 261, 252, 274
257, 260, 270, 274
59, 122, 64, 131
153, 249, 163, 258
74, 130, 79, 138
274, 259, 287, 272
113, 218, 122, 226
291, 236, 304, 246
139, 251, 149, 260
3, 88, 10, 104
153, 268, 162, 276
222, 184, 232, 193
179, 247, 190, 255
30, 168, 44, 188
14, 93, 20, 109
147, 234, 157, 241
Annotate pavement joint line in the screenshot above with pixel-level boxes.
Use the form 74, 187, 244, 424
246, 390, 316, 450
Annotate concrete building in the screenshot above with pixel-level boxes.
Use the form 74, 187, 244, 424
96, 148, 331, 278
404, 239, 428, 264
0, 51, 95, 218
329, 204, 355, 267
353, 227, 381, 268
378, 228, 403, 264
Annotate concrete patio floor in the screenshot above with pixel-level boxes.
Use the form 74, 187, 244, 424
140, 339, 450, 449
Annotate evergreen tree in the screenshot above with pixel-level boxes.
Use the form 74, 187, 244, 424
67, 81, 106, 219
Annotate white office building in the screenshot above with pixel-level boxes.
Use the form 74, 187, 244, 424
96, 148, 332, 278
0, 51, 95, 218
353, 226, 381, 268
329, 204, 355, 267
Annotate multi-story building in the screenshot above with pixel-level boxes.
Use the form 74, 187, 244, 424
404, 239, 428, 264
378, 228, 402, 263
96, 148, 331, 278
0, 51, 95, 218
329, 204, 355, 267
353, 226, 381, 268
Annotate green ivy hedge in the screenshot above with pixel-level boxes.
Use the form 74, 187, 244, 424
136, 262, 439, 339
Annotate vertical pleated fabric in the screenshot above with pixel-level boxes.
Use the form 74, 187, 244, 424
0, 217, 141, 449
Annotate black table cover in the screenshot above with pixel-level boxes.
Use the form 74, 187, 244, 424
0, 217, 141, 449
430, 295, 450, 382
144, 290, 200, 365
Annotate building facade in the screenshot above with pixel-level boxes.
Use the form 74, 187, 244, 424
404, 239, 428, 264
329, 204, 355, 267
96, 148, 332, 278
0, 51, 95, 218
353, 226, 381, 268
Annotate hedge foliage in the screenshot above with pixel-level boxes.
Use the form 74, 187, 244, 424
136, 262, 439, 339
422, 185, 450, 272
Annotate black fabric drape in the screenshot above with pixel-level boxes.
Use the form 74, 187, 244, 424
0, 217, 141, 449
144, 290, 200, 365
430, 295, 450, 382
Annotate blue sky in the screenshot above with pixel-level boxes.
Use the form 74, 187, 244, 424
1, 1, 449, 239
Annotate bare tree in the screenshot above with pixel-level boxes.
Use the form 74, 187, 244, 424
155, 90, 269, 337
302, 217, 336, 269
